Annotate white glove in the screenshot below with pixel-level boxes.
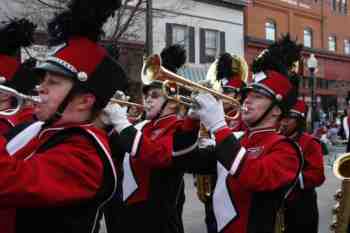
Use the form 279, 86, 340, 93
198, 137, 216, 149
187, 107, 200, 120
103, 102, 132, 133
194, 93, 227, 133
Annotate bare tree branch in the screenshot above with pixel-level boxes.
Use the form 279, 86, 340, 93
11, 0, 192, 43
114, 0, 144, 41
35, 0, 65, 10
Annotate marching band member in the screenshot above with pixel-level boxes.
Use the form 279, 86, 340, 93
191, 35, 303, 233
197, 53, 248, 233
279, 100, 325, 233
102, 44, 200, 233
0, 19, 38, 134
212, 53, 248, 132
0, 18, 38, 233
0, 0, 127, 232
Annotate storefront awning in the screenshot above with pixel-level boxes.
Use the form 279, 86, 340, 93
177, 66, 209, 83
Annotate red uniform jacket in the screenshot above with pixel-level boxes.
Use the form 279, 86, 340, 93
112, 114, 199, 233
293, 132, 325, 194
117, 114, 199, 203
0, 106, 35, 135
212, 127, 302, 233
0, 106, 35, 233
0, 121, 116, 233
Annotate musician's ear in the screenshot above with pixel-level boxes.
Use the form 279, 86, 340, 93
271, 105, 282, 119
73, 93, 96, 111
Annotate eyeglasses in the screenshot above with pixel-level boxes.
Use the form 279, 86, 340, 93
145, 90, 163, 99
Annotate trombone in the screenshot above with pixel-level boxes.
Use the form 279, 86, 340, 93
0, 85, 41, 116
142, 54, 241, 115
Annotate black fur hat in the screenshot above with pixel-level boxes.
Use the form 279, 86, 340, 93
160, 44, 186, 73
143, 44, 187, 94
37, 0, 127, 109
249, 34, 303, 113
0, 18, 38, 94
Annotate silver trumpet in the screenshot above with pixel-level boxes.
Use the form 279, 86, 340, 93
0, 85, 41, 116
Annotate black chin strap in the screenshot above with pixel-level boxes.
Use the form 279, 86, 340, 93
250, 101, 276, 128
43, 84, 78, 128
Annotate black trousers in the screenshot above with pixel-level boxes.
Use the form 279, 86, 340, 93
284, 189, 319, 233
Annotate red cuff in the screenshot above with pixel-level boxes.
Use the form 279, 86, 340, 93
215, 127, 232, 144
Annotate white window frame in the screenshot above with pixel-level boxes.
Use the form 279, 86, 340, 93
265, 20, 276, 41
204, 29, 220, 61
344, 39, 350, 54
304, 28, 313, 48
172, 24, 190, 59
328, 36, 337, 52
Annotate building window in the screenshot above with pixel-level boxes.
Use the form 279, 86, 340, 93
332, 0, 337, 11
199, 28, 225, 63
345, 39, 350, 54
205, 30, 219, 61
166, 23, 195, 63
341, 0, 348, 14
304, 28, 313, 48
265, 20, 276, 41
328, 36, 337, 52
172, 25, 188, 47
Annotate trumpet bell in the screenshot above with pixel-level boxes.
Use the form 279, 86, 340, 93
141, 54, 161, 85
141, 54, 241, 112
333, 153, 350, 180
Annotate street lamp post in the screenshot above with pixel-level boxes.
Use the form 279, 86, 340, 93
307, 53, 318, 133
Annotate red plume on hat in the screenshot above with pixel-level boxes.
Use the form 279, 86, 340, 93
37, 0, 126, 109
0, 18, 38, 94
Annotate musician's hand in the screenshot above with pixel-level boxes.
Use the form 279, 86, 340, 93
187, 108, 200, 119
194, 93, 227, 133
103, 102, 132, 133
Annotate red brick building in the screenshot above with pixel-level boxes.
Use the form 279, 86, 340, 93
245, 0, 350, 118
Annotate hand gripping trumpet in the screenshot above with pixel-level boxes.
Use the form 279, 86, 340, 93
0, 85, 41, 116
331, 153, 350, 233
109, 91, 144, 121
141, 54, 242, 113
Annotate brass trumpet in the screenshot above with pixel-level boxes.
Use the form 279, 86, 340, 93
110, 90, 144, 110
109, 98, 144, 110
109, 91, 145, 122
0, 85, 41, 116
141, 54, 241, 112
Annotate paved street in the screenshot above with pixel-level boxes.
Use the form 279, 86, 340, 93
100, 145, 346, 233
